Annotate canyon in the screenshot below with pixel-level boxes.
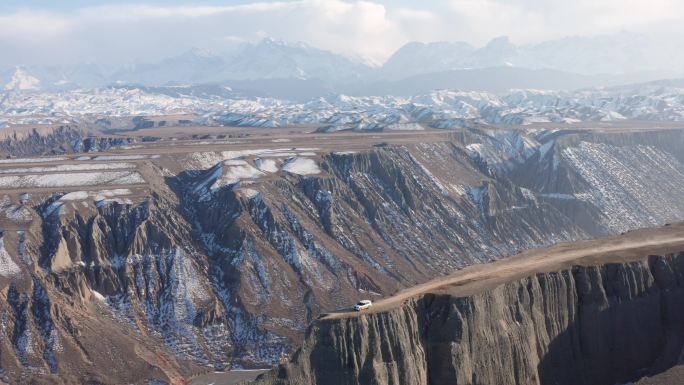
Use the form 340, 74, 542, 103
0, 121, 682, 383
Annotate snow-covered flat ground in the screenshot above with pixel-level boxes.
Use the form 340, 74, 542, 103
0, 163, 134, 174
91, 155, 159, 161
0, 156, 67, 164
0, 171, 145, 188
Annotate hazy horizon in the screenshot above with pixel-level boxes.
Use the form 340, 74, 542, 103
2, 0, 683, 68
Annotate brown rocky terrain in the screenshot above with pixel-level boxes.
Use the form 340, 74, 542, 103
0, 122, 683, 383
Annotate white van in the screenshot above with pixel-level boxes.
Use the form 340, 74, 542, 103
353, 300, 373, 311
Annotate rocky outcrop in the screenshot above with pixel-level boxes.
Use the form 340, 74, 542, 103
0, 125, 139, 157
253, 252, 684, 385
0, 126, 85, 157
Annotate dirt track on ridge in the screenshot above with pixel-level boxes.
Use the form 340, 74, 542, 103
324, 223, 684, 319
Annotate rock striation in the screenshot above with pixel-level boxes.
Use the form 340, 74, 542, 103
253, 251, 684, 385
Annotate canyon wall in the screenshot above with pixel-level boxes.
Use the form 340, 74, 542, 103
2, 127, 684, 382
254, 252, 684, 385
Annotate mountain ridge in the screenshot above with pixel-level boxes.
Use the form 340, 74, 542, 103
3, 33, 682, 97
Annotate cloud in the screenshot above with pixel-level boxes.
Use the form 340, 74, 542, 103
0, 0, 682, 67
445, 0, 683, 44
566, 0, 679, 33
0, 10, 73, 42
446, 0, 546, 44
0, 0, 406, 67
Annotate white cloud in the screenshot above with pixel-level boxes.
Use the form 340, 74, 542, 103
445, 0, 683, 44
0, 10, 73, 42
0, 0, 682, 67
567, 0, 679, 33
0, 0, 407, 66
446, 0, 546, 44
390, 7, 444, 43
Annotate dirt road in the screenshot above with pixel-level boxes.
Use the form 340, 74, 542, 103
323, 223, 684, 319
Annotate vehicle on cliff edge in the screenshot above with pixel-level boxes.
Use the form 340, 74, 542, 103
353, 300, 373, 311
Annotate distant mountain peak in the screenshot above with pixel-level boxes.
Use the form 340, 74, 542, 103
4, 67, 41, 91
484, 36, 513, 48
3, 32, 683, 95
183, 47, 217, 59
252, 37, 311, 50
474, 36, 518, 66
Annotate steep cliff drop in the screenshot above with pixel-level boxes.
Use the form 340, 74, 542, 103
251, 223, 684, 385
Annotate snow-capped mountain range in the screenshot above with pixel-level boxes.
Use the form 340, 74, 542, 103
378, 32, 679, 80
2, 33, 682, 98
3, 80, 684, 128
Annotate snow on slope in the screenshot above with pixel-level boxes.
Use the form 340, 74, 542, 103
256, 158, 279, 173
282, 158, 320, 175
0, 235, 21, 277
561, 142, 684, 232
223, 164, 265, 181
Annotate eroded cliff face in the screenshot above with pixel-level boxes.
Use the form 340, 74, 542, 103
2, 127, 684, 383
255, 252, 684, 385
0, 196, 208, 384
465, 128, 684, 233
0, 125, 143, 157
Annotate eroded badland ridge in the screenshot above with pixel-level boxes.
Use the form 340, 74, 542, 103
252, 224, 684, 385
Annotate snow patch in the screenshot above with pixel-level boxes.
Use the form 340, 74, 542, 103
282, 158, 320, 175
224, 159, 248, 166
59, 191, 90, 201
258, 152, 297, 158
96, 188, 132, 197
0, 236, 20, 277
0, 171, 145, 188
224, 165, 265, 180
255, 158, 279, 173
92, 155, 159, 161
91, 290, 106, 302
237, 188, 260, 199
0, 156, 67, 164
48, 189, 133, 208
386, 123, 424, 131
0, 162, 134, 174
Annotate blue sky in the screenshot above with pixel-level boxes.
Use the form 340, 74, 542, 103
0, 0, 680, 67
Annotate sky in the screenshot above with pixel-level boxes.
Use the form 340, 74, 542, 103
0, 0, 682, 67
